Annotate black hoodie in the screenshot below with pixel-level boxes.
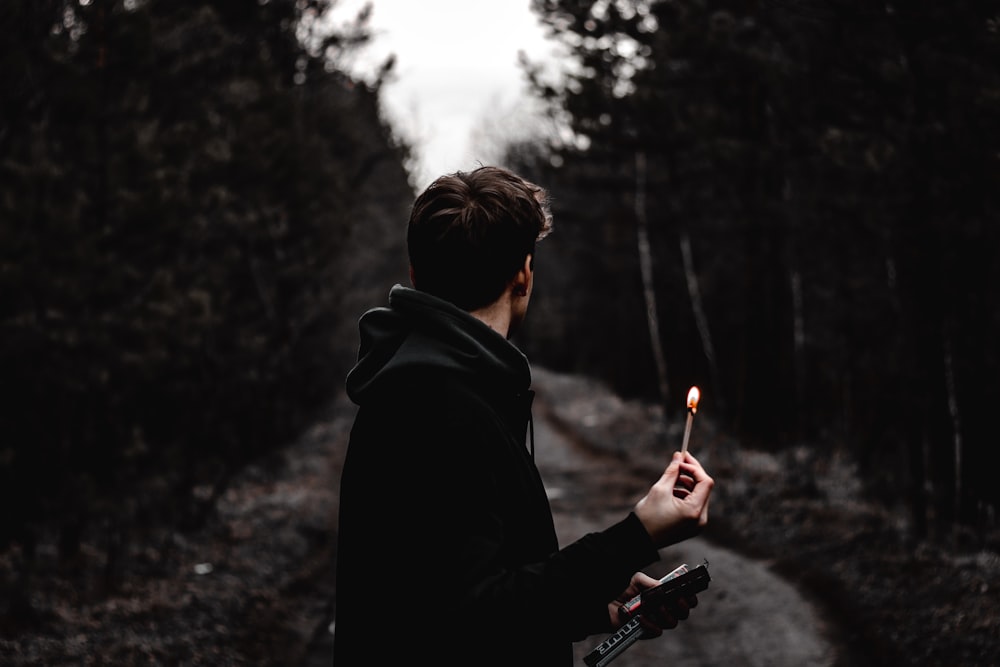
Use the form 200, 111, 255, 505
332, 286, 659, 666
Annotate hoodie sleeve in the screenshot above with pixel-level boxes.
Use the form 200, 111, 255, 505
548, 512, 661, 638
404, 380, 660, 640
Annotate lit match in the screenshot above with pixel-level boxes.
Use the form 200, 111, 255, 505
680, 386, 700, 454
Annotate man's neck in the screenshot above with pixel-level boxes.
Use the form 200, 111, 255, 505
470, 295, 513, 340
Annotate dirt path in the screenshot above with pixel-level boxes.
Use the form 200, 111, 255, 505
291, 368, 848, 666
530, 377, 840, 667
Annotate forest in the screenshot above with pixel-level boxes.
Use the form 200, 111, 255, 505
1, 0, 998, 663
513, 0, 999, 544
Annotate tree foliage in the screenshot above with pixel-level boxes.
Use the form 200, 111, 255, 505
0, 0, 412, 560
518, 0, 1000, 538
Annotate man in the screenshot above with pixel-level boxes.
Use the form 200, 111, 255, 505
333, 166, 714, 665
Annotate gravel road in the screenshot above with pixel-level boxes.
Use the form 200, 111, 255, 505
530, 377, 840, 667
308, 369, 846, 666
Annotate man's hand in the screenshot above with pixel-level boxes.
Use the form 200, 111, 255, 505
634, 451, 713, 549
608, 571, 696, 637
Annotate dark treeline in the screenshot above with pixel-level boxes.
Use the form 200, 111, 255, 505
2, 0, 996, 620
512, 0, 999, 543
0, 0, 411, 578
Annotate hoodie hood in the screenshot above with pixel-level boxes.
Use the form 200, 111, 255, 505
346, 285, 531, 405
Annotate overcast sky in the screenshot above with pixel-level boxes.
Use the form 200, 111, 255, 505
333, 0, 561, 189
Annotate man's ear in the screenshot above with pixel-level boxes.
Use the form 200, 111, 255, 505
512, 254, 533, 297
409, 265, 416, 287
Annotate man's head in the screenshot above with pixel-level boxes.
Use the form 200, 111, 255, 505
407, 166, 553, 312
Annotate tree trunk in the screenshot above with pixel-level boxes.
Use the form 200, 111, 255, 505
634, 151, 671, 413
943, 323, 962, 548
680, 232, 724, 415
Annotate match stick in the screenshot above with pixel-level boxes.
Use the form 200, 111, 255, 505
680, 386, 700, 454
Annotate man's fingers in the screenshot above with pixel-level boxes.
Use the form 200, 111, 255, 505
660, 453, 683, 484
638, 614, 673, 638
669, 597, 691, 621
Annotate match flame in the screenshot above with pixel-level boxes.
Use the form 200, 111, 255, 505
687, 386, 700, 413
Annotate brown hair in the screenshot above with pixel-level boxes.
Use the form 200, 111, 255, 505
407, 166, 553, 311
